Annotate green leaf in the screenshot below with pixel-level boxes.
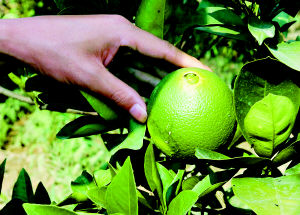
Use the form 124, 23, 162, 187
228, 195, 251, 211
71, 170, 95, 193
135, 0, 166, 38
12, 168, 34, 203
248, 17, 275, 45
8, 72, 24, 89
267, 41, 300, 71
156, 163, 173, 197
166, 3, 206, 36
136, 190, 153, 210
172, 169, 184, 196
77, 213, 104, 215
234, 58, 300, 157
0, 199, 26, 215
194, 181, 224, 199
205, 7, 244, 26
272, 11, 296, 29
232, 175, 300, 215
81, 91, 119, 121
33, 182, 51, 204
272, 140, 300, 166
195, 25, 249, 41
106, 158, 138, 215
108, 163, 118, 178
109, 214, 126, 215
57, 193, 89, 206
93, 169, 112, 188
69, 170, 97, 202
156, 163, 184, 207
144, 143, 164, 209
195, 148, 270, 168
186, 169, 237, 198
244, 94, 297, 157
25, 74, 95, 112
182, 176, 202, 191
57, 116, 119, 139
109, 118, 146, 156
196, 148, 230, 160
23, 204, 77, 215
285, 163, 300, 175
228, 124, 243, 149
87, 187, 107, 208
102, 134, 127, 151
0, 159, 6, 195
166, 190, 198, 215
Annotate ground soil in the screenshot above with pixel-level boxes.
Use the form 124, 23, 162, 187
0, 145, 65, 209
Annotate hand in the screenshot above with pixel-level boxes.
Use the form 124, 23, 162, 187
0, 15, 210, 123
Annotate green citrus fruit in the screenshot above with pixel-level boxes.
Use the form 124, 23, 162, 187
147, 68, 236, 159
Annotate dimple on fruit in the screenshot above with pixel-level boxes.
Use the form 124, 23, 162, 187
147, 68, 236, 159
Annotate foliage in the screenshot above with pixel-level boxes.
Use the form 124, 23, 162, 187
0, 107, 110, 203
0, 0, 300, 215
0, 95, 34, 147
0, 0, 37, 18
0, 0, 57, 18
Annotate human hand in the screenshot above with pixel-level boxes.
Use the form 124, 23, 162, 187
0, 15, 210, 123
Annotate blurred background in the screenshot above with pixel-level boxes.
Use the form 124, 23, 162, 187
0, 0, 299, 207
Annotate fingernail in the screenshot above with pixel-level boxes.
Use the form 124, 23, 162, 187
129, 104, 147, 123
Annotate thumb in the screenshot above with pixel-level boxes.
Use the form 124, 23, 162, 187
78, 63, 147, 123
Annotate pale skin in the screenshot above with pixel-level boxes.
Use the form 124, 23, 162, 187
0, 15, 210, 123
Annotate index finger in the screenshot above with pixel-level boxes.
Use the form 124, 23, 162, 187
121, 26, 211, 71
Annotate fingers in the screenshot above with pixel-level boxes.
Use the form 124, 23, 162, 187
76, 61, 147, 123
120, 26, 211, 71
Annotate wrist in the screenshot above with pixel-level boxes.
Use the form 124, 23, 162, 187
0, 18, 35, 64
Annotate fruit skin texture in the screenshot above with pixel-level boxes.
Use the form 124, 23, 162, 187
147, 68, 236, 159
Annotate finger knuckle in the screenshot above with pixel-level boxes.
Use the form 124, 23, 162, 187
111, 14, 129, 25
110, 89, 134, 107
163, 41, 178, 60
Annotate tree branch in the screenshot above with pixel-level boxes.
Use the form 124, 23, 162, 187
127, 67, 161, 87
0, 85, 98, 116
39, 104, 98, 116
0, 85, 34, 104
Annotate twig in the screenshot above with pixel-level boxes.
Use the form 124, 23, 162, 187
0, 85, 34, 104
127, 67, 161, 87
40, 104, 98, 116
0, 85, 98, 116
63, 109, 98, 116
137, 185, 154, 196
